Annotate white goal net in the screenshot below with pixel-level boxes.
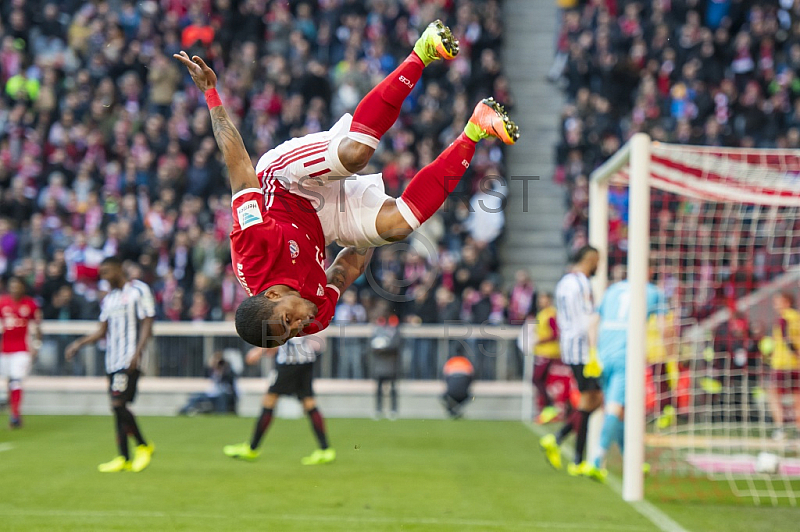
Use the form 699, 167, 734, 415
591, 136, 800, 505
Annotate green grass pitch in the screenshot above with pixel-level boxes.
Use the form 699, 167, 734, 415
0, 415, 798, 531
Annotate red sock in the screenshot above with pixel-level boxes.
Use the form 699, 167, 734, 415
10, 387, 21, 418
400, 132, 476, 225
349, 52, 425, 144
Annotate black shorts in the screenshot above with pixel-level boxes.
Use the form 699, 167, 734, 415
268, 363, 314, 399
107, 369, 140, 403
569, 364, 602, 393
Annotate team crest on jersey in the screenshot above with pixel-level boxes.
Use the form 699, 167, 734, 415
317, 284, 325, 297
19, 306, 30, 317
237, 200, 263, 229
289, 240, 300, 259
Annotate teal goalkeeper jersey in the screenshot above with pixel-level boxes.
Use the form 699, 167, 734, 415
597, 281, 665, 364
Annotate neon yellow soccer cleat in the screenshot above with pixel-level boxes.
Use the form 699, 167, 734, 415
301, 448, 336, 465
97, 456, 131, 473
223, 442, 260, 461
536, 406, 559, 425
581, 463, 608, 483
414, 20, 459, 64
131, 442, 154, 473
539, 433, 562, 470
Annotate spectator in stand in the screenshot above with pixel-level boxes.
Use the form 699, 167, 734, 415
334, 289, 367, 380
371, 304, 402, 420
508, 269, 536, 325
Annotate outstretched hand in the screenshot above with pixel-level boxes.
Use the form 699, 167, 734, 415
173, 51, 217, 92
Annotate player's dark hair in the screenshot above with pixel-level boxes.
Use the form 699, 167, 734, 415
101, 256, 124, 267
572, 245, 598, 264
235, 292, 282, 348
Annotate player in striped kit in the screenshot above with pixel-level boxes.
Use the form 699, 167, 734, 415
224, 336, 334, 465
173, 19, 518, 349
540, 245, 603, 476
66, 257, 156, 473
0, 277, 42, 428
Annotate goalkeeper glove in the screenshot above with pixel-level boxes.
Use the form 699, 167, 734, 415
584, 347, 603, 378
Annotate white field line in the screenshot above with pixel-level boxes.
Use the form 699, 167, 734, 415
524, 423, 691, 532
0, 508, 654, 531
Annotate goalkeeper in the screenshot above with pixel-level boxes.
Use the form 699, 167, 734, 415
588, 274, 666, 481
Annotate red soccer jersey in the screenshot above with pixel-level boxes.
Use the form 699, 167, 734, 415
230, 187, 340, 336
0, 295, 39, 354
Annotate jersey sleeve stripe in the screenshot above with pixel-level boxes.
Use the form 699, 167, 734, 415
326, 284, 341, 296
231, 188, 264, 204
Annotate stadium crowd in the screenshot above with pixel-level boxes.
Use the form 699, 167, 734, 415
0, 0, 530, 344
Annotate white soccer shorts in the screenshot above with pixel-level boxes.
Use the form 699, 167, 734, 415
0, 352, 32, 380
255, 113, 393, 248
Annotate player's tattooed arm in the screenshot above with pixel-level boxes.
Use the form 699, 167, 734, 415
173, 51, 258, 194
326, 247, 374, 293
208, 105, 259, 194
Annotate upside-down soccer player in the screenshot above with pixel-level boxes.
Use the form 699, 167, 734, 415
224, 337, 333, 464
65, 257, 156, 473
172, 19, 519, 349
587, 276, 666, 481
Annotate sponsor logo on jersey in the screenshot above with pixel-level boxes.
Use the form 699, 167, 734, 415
237, 200, 263, 229
317, 284, 325, 297
289, 240, 300, 259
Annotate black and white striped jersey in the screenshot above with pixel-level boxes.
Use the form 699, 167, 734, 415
99, 280, 156, 373
555, 271, 594, 365
276, 337, 319, 366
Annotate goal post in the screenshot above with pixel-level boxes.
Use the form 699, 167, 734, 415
590, 132, 651, 502
589, 134, 800, 505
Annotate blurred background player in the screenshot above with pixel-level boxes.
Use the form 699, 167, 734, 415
225, 336, 334, 465
588, 275, 666, 481
0, 276, 42, 429
371, 304, 402, 420
767, 293, 800, 441
531, 292, 562, 424
648, 298, 677, 430
540, 245, 601, 474
65, 257, 156, 473
441, 355, 474, 419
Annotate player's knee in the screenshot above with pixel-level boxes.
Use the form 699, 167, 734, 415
338, 138, 373, 173
376, 199, 414, 243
